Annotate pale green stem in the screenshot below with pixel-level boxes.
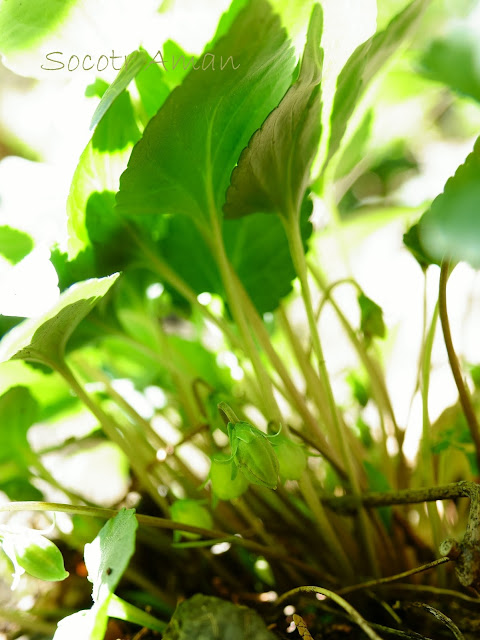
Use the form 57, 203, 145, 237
208, 212, 283, 425
107, 594, 166, 632
439, 261, 480, 470
231, 272, 346, 476
149, 318, 200, 425
234, 496, 302, 584
309, 264, 399, 453
420, 301, 444, 575
276, 586, 383, 640
73, 356, 202, 488
217, 401, 240, 425
135, 224, 279, 423
130, 229, 242, 350
276, 304, 331, 424
134, 217, 343, 471
55, 362, 169, 513
284, 213, 379, 576
298, 470, 353, 577
338, 557, 450, 596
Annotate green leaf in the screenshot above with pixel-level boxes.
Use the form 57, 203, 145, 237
0, 226, 34, 264
225, 204, 312, 311
2, 531, 69, 584
135, 53, 171, 120
157, 199, 312, 314
326, 0, 429, 165
54, 191, 134, 291
90, 50, 149, 130
68, 89, 141, 261
167, 336, 230, 391
65, 48, 190, 279
420, 30, 480, 103
346, 371, 370, 408
224, 4, 323, 219
116, 0, 295, 222
470, 365, 480, 390
0, 387, 38, 464
0, 479, 42, 501
162, 594, 277, 640
85, 79, 109, 99
418, 136, 480, 269
84, 508, 138, 605
63, 509, 138, 640
334, 109, 373, 179
403, 223, 439, 270
0, 316, 24, 342
355, 417, 374, 449
358, 292, 386, 342
0, 274, 120, 368
135, 42, 193, 119
0, 0, 77, 57
0, 387, 39, 499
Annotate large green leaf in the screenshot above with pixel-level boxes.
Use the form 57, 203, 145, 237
156, 200, 312, 314
326, 0, 429, 166
116, 0, 296, 223
419, 136, 480, 269
224, 4, 323, 220
0, 274, 120, 369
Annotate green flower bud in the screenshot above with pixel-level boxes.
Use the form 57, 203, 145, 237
170, 500, 213, 540
272, 435, 307, 481
2, 532, 69, 589
229, 421, 279, 490
210, 454, 249, 500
